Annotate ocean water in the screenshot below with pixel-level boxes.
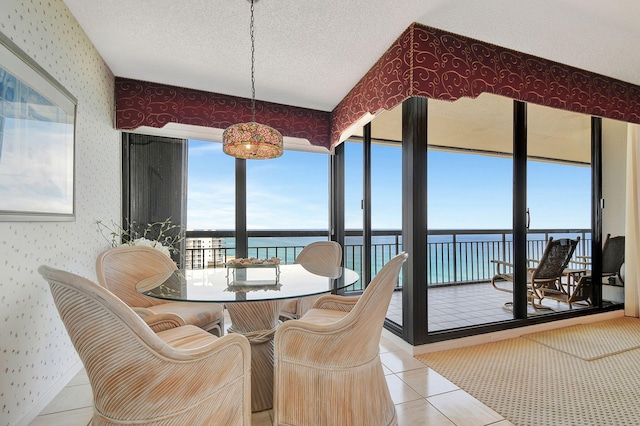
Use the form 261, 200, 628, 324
213, 232, 589, 287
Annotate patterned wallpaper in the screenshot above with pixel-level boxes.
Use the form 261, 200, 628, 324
0, 1, 120, 425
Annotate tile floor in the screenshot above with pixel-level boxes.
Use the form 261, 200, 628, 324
33, 281, 600, 426
31, 333, 513, 426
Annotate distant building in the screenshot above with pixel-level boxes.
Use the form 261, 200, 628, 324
185, 237, 225, 268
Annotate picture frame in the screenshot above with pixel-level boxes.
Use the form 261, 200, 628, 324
0, 31, 77, 221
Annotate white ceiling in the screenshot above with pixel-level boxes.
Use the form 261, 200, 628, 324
360, 93, 594, 164
62, 0, 640, 113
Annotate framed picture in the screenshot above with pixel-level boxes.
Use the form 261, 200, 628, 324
0, 31, 76, 221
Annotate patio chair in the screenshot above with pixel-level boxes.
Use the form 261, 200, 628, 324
96, 245, 225, 336
491, 237, 579, 310
273, 252, 407, 426
279, 241, 343, 321
38, 265, 251, 425
586, 234, 625, 285
543, 234, 625, 308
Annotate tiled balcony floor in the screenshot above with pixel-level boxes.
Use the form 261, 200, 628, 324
386, 281, 596, 331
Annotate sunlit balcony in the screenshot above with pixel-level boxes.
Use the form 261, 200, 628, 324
183, 228, 622, 332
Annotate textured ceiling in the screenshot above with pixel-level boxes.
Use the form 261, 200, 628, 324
62, 0, 640, 113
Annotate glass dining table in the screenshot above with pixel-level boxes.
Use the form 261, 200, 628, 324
136, 262, 359, 412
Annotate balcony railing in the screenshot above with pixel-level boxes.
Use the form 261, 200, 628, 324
184, 229, 591, 292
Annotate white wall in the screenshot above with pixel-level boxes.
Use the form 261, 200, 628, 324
0, 1, 120, 425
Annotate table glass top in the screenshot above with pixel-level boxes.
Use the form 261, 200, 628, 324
136, 263, 359, 303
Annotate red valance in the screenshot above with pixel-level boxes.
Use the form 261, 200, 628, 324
115, 78, 332, 149
115, 23, 640, 152
330, 23, 640, 149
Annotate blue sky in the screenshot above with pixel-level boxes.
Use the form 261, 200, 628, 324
187, 140, 591, 231
427, 151, 591, 230
187, 140, 328, 230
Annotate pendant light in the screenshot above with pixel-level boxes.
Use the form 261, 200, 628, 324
222, 0, 283, 159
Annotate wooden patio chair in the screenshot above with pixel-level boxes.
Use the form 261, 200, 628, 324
273, 252, 407, 426
590, 234, 625, 285
38, 265, 251, 425
491, 237, 580, 310
543, 234, 625, 308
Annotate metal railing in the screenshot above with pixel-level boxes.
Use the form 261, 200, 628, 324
184, 229, 591, 291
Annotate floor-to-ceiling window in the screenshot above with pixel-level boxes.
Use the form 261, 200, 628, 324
335, 92, 623, 343
370, 121, 402, 325
525, 103, 592, 317
343, 139, 365, 290
186, 140, 329, 264
601, 118, 628, 305
246, 149, 329, 261
187, 140, 236, 230
344, 113, 403, 321
186, 140, 236, 267
426, 93, 514, 330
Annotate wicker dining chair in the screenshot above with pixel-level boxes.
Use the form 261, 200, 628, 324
38, 265, 251, 425
96, 245, 224, 335
273, 252, 408, 426
279, 241, 343, 321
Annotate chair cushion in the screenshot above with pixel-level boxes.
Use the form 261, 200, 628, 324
156, 325, 218, 349
299, 308, 349, 325
148, 302, 224, 330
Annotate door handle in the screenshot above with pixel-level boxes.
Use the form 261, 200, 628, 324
526, 208, 531, 230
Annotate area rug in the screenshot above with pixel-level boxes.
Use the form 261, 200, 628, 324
416, 318, 640, 426
522, 317, 640, 360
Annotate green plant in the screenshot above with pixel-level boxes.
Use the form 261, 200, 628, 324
95, 218, 185, 257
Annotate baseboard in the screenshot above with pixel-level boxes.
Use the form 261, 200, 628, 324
382, 310, 625, 356
15, 360, 84, 426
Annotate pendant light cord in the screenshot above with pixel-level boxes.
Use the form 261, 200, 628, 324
250, 0, 256, 123
222, 0, 283, 159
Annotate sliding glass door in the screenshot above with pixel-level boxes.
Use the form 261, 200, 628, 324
426, 94, 514, 330
340, 93, 602, 340
525, 103, 592, 316
343, 111, 403, 326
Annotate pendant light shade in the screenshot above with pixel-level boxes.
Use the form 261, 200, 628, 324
223, 121, 283, 159
223, 0, 283, 160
